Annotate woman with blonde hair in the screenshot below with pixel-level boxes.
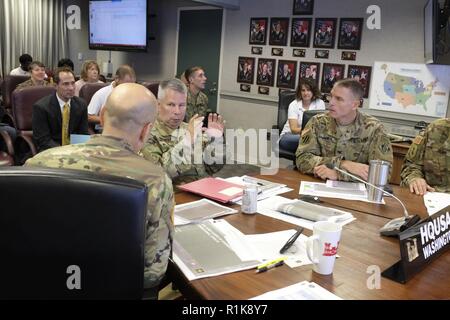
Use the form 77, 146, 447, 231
75, 60, 103, 96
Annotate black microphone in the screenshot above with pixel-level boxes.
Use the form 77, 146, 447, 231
325, 163, 420, 237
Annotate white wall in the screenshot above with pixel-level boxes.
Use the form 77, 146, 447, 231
219, 0, 443, 131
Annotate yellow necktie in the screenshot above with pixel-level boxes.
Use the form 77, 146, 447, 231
62, 103, 70, 146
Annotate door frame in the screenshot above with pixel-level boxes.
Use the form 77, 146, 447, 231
175, 6, 226, 113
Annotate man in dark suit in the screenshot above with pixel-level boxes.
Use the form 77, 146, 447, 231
33, 67, 88, 152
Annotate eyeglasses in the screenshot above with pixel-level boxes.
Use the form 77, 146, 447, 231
279, 227, 304, 254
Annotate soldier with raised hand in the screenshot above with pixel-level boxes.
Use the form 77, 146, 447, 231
141, 78, 226, 186
401, 118, 450, 195
25, 83, 174, 297
296, 79, 393, 181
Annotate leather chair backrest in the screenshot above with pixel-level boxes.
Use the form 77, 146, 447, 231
277, 90, 296, 130
0, 167, 147, 299
301, 109, 326, 129
12, 86, 56, 132
79, 82, 108, 105
1, 75, 30, 110
141, 81, 159, 97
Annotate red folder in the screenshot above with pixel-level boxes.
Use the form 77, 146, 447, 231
178, 177, 243, 203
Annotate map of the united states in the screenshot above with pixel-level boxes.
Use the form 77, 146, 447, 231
383, 72, 436, 110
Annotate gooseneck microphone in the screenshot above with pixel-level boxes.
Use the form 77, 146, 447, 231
325, 163, 420, 237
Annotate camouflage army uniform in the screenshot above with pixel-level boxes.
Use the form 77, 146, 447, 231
25, 135, 174, 289
296, 111, 393, 181
141, 119, 225, 186
185, 90, 211, 121
15, 79, 53, 91
400, 118, 450, 192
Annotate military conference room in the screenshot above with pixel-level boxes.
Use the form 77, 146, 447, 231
0, 0, 449, 303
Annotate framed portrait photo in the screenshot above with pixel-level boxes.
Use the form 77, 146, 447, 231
256, 58, 276, 87
347, 65, 372, 98
299, 61, 320, 87
237, 56, 255, 84
293, 0, 314, 15
277, 60, 297, 89
269, 17, 289, 46
291, 18, 312, 47
321, 63, 345, 93
249, 18, 268, 45
313, 18, 337, 49
338, 18, 364, 50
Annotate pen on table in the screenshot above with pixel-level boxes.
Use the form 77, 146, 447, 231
242, 177, 264, 186
255, 260, 285, 273
279, 227, 304, 254
256, 257, 286, 270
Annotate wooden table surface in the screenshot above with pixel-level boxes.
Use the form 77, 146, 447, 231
169, 168, 450, 300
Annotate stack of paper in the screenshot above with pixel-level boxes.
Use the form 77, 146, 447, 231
174, 199, 238, 226
250, 281, 342, 300
423, 192, 450, 216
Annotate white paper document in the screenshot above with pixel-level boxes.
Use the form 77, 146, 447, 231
244, 229, 312, 268
299, 181, 385, 204
250, 281, 342, 300
423, 192, 450, 216
173, 219, 261, 281
174, 198, 238, 226
257, 196, 355, 230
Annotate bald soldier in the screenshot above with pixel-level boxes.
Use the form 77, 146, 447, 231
25, 83, 174, 295
296, 79, 393, 181
141, 78, 225, 186
401, 118, 450, 195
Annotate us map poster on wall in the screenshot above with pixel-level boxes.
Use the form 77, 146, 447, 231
369, 61, 450, 118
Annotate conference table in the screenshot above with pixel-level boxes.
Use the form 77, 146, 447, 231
168, 168, 450, 300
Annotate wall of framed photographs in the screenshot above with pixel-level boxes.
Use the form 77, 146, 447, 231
219, 0, 440, 130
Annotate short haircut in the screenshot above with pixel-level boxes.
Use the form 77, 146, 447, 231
158, 78, 188, 101
57, 58, 74, 71
184, 66, 204, 83
115, 65, 136, 81
334, 78, 364, 101
19, 54, 33, 65
28, 61, 45, 71
296, 79, 321, 101
53, 67, 75, 84
80, 60, 100, 80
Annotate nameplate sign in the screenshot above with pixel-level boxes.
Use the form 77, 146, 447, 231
382, 205, 450, 284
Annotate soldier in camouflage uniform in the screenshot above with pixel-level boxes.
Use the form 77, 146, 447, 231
141, 78, 225, 186
296, 79, 393, 181
25, 83, 174, 295
401, 118, 450, 195
184, 66, 211, 121
15, 61, 53, 91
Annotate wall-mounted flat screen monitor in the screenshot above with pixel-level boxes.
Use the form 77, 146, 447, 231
89, 0, 148, 52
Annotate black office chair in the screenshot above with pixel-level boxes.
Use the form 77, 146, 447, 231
301, 109, 326, 130
272, 90, 296, 161
0, 167, 148, 299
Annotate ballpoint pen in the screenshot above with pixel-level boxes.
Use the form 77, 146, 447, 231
256, 257, 286, 270
279, 227, 304, 254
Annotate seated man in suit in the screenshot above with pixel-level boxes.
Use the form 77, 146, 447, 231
32, 67, 88, 152
400, 118, 450, 195
26, 83, 174, 297
141, 78, 226, 186
296, 79, 393, 181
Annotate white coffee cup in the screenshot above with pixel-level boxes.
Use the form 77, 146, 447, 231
306, 221, 342, 275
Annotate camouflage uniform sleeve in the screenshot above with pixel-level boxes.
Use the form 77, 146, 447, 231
202, 134, 226, 175
400, 130, 427, 187
143, 173, 174, 289
295, 117, 343, 174
367, 123, 394, 179
141, 132, 195, 179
